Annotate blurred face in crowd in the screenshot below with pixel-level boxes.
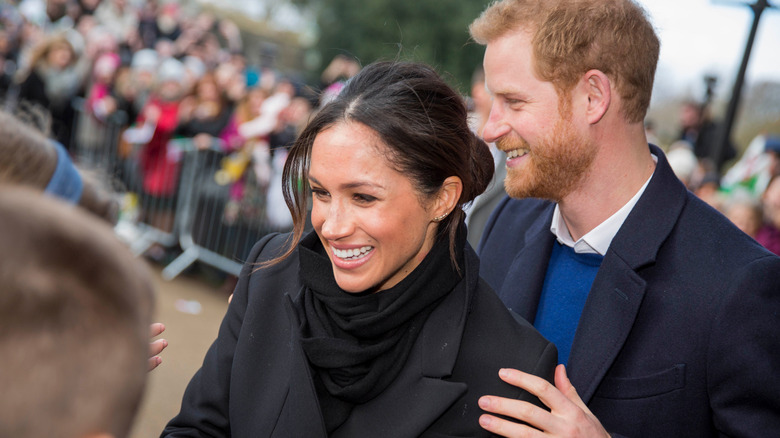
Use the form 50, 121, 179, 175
725, 202, 762, 238
46, 42, 73, 70
309, 122, 439, 294
482, 30, 596, 202
763, 177, 780, 227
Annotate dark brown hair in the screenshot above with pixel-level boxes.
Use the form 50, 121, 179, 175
275, 61, 494, 265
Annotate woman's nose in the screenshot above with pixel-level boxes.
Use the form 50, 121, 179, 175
317, 203, 353, 240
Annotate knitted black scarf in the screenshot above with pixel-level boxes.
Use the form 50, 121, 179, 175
294, 225, 464, 429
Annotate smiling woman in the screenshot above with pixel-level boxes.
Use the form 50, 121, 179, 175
163, 61, 558, 438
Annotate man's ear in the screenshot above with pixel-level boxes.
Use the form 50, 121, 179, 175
583, 69, 611, 125
433, 176, 463, 220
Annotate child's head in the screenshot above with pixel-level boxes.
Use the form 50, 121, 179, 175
0, 187, 155, 438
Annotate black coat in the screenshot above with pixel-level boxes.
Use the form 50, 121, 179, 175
478, 144, 780, 437
163, 233, 557, 437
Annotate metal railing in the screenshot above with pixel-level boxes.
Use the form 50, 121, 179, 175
70, 99, 293, 280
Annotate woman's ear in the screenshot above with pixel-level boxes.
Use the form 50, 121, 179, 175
433, 176, 463, 220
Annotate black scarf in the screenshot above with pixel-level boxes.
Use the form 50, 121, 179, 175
294, 225, 465, 428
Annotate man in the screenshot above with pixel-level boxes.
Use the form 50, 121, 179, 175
469, 1, 780, 436
0, 188, 155, 438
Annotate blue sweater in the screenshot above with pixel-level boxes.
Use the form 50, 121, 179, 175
534, 242, 603, 365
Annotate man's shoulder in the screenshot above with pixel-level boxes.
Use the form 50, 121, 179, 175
492, 197, 553, 220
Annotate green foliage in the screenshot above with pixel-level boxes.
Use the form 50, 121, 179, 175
302, 0, 491, 93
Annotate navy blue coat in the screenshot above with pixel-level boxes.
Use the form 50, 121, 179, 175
163, 233, 557, 437
478, 145, 780, 437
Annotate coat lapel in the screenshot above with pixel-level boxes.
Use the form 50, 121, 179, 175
567, 145, 688, 403
272, 296, 328, 438
497, 204, 555, 322
566, 255, 647, 403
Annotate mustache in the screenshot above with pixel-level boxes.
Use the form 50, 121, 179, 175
496, 136, 530, 152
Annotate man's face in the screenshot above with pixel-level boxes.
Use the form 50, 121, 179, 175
482, 31, 596, 202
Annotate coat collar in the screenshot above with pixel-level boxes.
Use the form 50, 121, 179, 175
274, 247, 482, 437
496, 202, 556, 323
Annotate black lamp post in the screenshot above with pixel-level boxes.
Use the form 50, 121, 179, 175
713, 0, 776, 169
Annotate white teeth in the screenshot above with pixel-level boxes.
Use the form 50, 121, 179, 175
333, 246, 373, 260
506, 149, 529, 159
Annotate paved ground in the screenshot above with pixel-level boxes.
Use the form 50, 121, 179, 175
130, 262, 232, 438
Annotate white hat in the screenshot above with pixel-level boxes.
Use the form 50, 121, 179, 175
131, 49, 159, 73
156, 57, 185, 83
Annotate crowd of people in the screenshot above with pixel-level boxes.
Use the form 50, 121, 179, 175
0, 0, 340, 255
660, 102, 780, 256
1, 0, 779, 437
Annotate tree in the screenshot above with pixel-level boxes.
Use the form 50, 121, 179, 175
298, 0, 490, 93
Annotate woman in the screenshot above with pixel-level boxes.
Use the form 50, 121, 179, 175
15, 33, 83, 151
163, 62, 556, 437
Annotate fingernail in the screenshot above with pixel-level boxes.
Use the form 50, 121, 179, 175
479, 415, 492, 427
478, 396, 490, 409
499, 368, 510, 378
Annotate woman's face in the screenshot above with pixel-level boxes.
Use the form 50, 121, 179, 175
47, 43, 73, 70
309, 122, 439, 293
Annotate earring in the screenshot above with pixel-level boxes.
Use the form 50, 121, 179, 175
433, 212, 449, 222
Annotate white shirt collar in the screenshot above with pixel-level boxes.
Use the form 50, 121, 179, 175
550, 154, 657, 255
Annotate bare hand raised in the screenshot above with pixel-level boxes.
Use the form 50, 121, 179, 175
478, 365, 610, 437
148, 322, 168, 372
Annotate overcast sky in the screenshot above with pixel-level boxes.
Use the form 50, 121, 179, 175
638, 0, 780, 100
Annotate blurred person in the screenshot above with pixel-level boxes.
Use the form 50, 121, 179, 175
93, 0, 139, 45
0, 186, 155, 438
678, 99, 736, 174
693, 172, 724, 211
162, 61, 557, 437
14, 32, 82, 150
723, 195, 763, 239
175, 72, 233, 150
643, 119, 661, 149
217, 86, 273, 218
665, 140, 699, 188
78, 51, 123, 156
318, 54, 360, 107
765, 135, 780, 179
756, 174, 780, 256
469, 0, 780, 436
122, 57, 185, 237
464, 65, 507, 248
126, 47, 158, 114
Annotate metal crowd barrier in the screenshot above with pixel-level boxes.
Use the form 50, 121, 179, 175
161, 139, 290, 279
69, 100, 293, 281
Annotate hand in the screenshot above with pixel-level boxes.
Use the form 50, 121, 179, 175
478, 365, 610, 437
148, 322, 168, 372
143, 105, 161, 124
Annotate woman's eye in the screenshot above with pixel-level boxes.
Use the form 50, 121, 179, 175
354, 194, 377, 203
311, 188, 329, 199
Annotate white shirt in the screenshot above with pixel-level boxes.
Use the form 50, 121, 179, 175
550, 155, 658, 255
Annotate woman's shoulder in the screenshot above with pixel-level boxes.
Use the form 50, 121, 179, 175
469, 279, 551, 348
